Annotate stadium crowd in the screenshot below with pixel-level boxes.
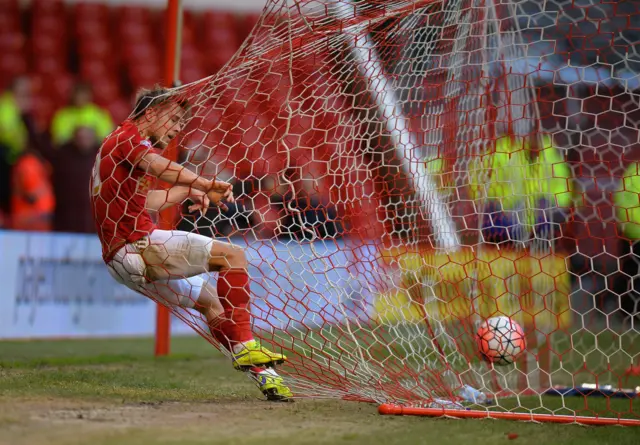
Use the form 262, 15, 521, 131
0, 77, 104, 233
0, 76, 343, 239
0, 0, 341, 238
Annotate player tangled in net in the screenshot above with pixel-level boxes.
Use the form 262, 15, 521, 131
90, 86, 292, 401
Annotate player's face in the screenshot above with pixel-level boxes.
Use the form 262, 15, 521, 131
148, 103, 187, 149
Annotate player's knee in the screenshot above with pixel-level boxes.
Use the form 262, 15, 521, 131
229, 247, 248, 269
196, 282, 223, 317
213, 244, 247, 269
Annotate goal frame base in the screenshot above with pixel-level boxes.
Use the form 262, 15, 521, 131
378, 404, 640, 426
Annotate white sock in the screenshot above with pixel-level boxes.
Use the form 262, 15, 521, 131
256, 367, 279, 377
232, 339, 255, 354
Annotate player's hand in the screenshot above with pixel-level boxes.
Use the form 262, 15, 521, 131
205, 179, 234, 212
187, 189, 210, 214
206, 189, 231, 212
209, 180, 235, 203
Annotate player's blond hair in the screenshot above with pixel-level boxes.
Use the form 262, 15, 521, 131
131, 85, 191, 120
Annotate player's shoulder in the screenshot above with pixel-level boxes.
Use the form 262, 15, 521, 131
104, 121, 150, 149
112, 120, 142, 142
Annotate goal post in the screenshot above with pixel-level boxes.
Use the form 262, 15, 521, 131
151, 0, 640, 425
378, 404, 640, 427
331, 0, 460, 252
154, 0, 184, 357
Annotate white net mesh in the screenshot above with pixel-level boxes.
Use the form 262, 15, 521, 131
101, 0, 640, 421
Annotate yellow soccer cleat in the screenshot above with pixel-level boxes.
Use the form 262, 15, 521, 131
251, 370, 294, 402
232, 340, 287, 370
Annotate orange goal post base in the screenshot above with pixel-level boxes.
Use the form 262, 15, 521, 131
378, 404, 640, 427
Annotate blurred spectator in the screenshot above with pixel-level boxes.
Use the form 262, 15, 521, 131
50, 127, 99, 233
614, 162, 640, 319
616, 163, 640, 241
271, 174, 343, 241
0, 77, 48, 230
0, 209, 7, 229
10, 148, 55, 231
0, 141, 11, 223
527, 134, 573, 240
467, 135, 530, 245
176, 173, 343, 241
467, 134, 572, 245
0, 77, 32, 164
50, 82, 114, 147
178, 178, 260, 238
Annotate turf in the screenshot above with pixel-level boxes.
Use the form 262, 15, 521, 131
0, 336, 639, 445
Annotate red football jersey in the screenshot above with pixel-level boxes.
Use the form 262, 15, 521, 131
90, 121, 159, 262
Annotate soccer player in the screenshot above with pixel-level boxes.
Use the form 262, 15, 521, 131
90, 86, 292, 401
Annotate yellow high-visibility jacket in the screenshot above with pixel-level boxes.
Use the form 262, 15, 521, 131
468, 135, 572, 223
468, 136, 529, 210
50, 103, 114, 146
0, 92, 28, 164
527, 134, 572, 210
615, 162, 640, 239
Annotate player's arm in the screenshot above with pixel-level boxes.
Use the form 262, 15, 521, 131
138, 152, 212, 191
146, 187, 192, 212
136, 152, 234, 210
146, 187, 214, 213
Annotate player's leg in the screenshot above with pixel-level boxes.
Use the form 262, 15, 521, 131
191, 278, 292, 401
204, 240, 253, 350
144, 274, 292, 401
140, 230, 286, 368
204, 240, 288, 369
107, 246, 292, 401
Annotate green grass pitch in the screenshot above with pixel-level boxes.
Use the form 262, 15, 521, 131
1, 335, 639, 445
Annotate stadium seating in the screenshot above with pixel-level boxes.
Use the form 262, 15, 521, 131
6, 1, 260, 128
31, 0, 65, 14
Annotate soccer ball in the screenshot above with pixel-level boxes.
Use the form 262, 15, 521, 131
476, 316, 526, 366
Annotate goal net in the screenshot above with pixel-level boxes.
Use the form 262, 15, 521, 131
161, 0, 639, 424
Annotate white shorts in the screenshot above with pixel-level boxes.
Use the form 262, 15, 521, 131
106, 229, 214, 308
